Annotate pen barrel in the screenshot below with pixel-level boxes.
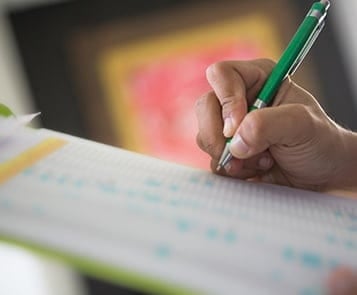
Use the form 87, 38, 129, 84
256, 14, 320, 106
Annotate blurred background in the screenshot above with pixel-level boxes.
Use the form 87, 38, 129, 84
0, 0, 356, 294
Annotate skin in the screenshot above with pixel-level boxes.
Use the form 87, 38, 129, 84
195, 59, 357, 294
195, 59, 357, 197
327, 268, 357, 295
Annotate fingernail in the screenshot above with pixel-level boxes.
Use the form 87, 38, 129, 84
258, 157, 273, 170
225, 162, 232, 173
230, 134, 249, 157
223, 117, 234, 137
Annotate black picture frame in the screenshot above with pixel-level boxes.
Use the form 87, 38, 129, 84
7, 0, 357, 137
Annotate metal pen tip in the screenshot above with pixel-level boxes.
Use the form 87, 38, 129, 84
216, 143, 233, 172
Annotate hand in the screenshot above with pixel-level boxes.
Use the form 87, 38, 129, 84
195, 59, 357, 196
328, 267, 357, 295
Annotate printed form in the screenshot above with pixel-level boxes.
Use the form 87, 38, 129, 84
0, 119, 356, 294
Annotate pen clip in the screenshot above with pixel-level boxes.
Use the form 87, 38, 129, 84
288, 20, 326, 76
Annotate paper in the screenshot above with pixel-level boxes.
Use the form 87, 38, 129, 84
0, 113, 40, 139
0, 126, 356, 295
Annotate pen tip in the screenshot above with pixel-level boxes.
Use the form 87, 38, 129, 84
216, 164, 222, 172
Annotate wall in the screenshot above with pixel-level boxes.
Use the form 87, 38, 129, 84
0, 4, 32, 114
0, 0, 63, 115
0, 0, 356, 117
333, 0, 357, 108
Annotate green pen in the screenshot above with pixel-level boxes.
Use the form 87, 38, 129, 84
217, 0, 330, 171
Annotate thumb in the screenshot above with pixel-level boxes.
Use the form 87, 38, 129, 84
229, 104, 313, 159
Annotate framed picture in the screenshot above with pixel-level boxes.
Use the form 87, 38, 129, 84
70, 1, 287, 168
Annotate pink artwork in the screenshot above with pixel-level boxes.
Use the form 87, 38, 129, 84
125, 41, 265, 168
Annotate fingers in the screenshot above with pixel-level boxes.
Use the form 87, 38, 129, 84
195, 89, 275, 179
206, 59, 275, 138
224, 152, 274, 178
258, 165, 292, 187
229, 104, 314, 159
327, 267, 357, 295
195, 91, 225, 162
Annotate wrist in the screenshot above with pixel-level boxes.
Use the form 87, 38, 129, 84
327, 128, 357, 198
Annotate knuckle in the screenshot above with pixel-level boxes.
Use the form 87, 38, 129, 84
256, 67, 269, 85
253, 58, 276, 79
194, 91, 215, 114
205, 142, 220, 157
196, 133, 221, 157
194, 95, 207, 113
243, 111, 265, 143
221, 96, 237, 110
290, 104, 315, 138
206, 61, 229, 82
292, 104, 312, 125
260, 58, 276, 69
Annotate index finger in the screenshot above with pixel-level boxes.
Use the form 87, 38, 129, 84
205, 59, 275, 138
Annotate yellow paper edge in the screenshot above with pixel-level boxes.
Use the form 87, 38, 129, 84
0, 138, 67, 184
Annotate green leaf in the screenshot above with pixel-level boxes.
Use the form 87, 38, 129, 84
0, 104, 14, 117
